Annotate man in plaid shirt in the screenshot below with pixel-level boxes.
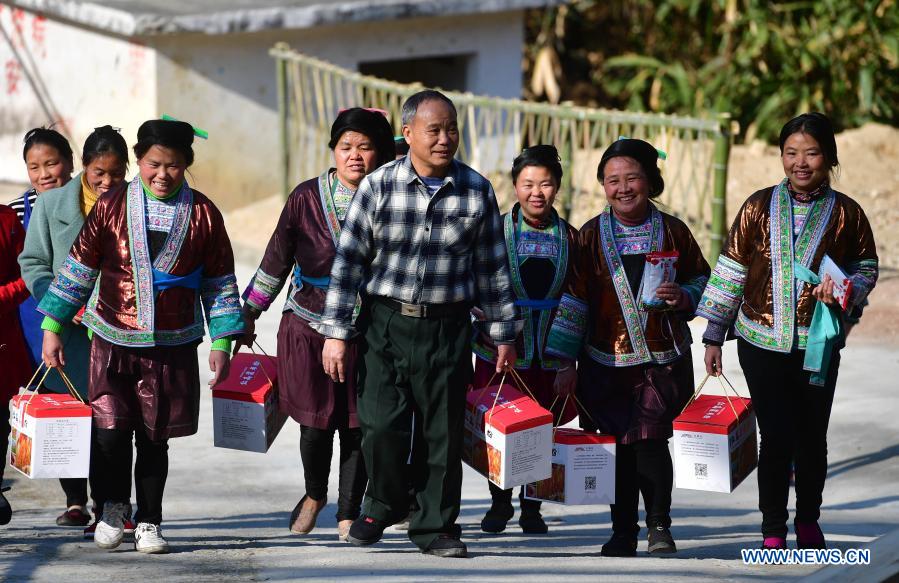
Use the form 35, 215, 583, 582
320, 90, 520, 558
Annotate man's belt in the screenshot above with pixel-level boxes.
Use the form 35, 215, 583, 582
370, 296, 471, 319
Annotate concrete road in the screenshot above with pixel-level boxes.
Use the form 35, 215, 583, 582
2, 261, 897, 581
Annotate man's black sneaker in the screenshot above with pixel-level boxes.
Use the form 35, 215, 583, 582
346, 515, 388, 546
422, 535, 468, 558
600, 532, 638, 557
647, 525, 677, 554
518, 509, 548, 534
480, 502, 514, 534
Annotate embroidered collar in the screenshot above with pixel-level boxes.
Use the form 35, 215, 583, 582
126, 175, 194, 331
504, 204, 569, 363
520, 210, 553, 230
766, 179, 835, 350
787, 179, 829, 204
598, 203, 664, 362
317, 169, 355, 246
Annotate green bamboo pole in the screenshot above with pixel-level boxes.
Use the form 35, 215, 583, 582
709, 113, 732, 260
276, 43, 290, 200
560, 118, 574, 221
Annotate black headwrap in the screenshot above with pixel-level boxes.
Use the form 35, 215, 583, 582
597, 138, 665, 197
329, 108, 395, 168
135, 119, 196, 166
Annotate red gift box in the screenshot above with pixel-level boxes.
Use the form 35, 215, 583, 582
462, 383, 553, 489
212, 353, 286, 453
524, 428, 616, 505
673, 394, 757, 493
9, 392, 92, 479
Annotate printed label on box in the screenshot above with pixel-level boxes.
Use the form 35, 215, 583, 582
673, 395, 758, 493
525, 429, 616, 505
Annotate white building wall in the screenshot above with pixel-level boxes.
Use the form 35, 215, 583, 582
152, 10, 525, 208
0, 6, 156, 185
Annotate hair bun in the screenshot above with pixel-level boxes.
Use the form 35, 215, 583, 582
137, 119, 195, 148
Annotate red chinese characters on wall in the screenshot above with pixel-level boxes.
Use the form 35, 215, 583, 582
5, 59, 22, 95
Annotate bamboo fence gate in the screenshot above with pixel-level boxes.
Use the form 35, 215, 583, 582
270, 43, 733, 259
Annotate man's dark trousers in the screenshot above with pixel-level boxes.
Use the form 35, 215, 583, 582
356, 298, 472, 550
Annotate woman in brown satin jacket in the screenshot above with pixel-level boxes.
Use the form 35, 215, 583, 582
698, 113, 878, 551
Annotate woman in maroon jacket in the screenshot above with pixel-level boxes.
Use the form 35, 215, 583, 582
239, 108, 394, 541
0, 204, 32, 525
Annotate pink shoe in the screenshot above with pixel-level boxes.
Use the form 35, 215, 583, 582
762, 536, 787, 549
795, 521, 826, 549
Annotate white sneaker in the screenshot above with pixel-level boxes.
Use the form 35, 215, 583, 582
94, 502, 127, 549
134, 522, 170, 554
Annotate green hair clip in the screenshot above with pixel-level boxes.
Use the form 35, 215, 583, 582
162, 114, 208, 140
617, 135, 667, 160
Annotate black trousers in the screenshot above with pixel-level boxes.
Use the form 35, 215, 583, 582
356, 300, 472, 550
299, 425, 367, 522
487, 481, 542, 513
2, 396, 90, 509
1, 405, 8, 484
738, 339, 839, 538
91, 426, 168, 525
610, 439, 674, 537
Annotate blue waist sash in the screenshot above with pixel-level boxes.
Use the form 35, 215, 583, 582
293, 265, 330, 290
152, 266, 203, 293
514, 298, 560, 310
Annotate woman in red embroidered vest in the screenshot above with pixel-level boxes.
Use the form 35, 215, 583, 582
699, 113, 878, 551
240, 108, 394, 541
545, 138, 710, 557
471, 145, 579, 535
39, 119, 244, 554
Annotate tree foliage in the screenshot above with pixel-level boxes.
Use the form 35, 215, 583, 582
524, 0, 899, 142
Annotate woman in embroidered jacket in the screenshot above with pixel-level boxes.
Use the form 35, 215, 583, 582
698, 113, 878, 551
545, 138, 710, 557
19, 126, 131, 531
240, 108, 395, 541
38, 119, 244, 554
471, 145, 579, 535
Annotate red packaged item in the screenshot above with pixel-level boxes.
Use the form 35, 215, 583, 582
212, 352, 286, 453
640, 251, 679, 311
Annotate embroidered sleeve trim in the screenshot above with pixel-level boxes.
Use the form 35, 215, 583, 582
544, 293, 588, 361
696, 254, 748, 325
845, 258, 878, 308
243, 268, 284, 312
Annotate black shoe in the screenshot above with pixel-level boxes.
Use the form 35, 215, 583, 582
346, 515, 388, 546
422, 535, 468, 558
518, 508, 548, 534
0, 489, 11, 526
647, 525, 677, 554
480, 502, 514, 534
601, 532, 638, 557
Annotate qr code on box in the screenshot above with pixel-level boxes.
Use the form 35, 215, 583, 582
694, 463, 708, 478
585, 476, 596, 491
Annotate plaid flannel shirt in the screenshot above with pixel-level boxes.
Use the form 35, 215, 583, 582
319, 156, 521, 343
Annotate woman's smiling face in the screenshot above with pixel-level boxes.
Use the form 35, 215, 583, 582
781, 131, 829, 193
602, 156, 650, 222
